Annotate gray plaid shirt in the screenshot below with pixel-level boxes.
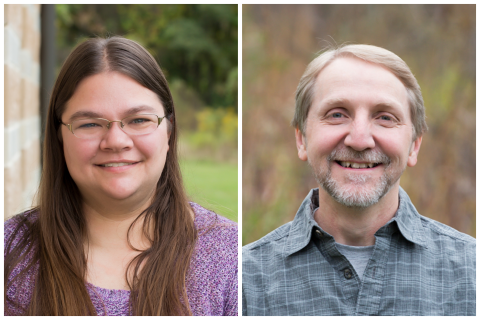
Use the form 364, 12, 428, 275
242, 187, 476, 316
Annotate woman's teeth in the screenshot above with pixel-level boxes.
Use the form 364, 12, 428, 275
99, 162, 134, 167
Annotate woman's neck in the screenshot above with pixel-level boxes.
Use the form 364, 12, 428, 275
82, 198, 152, 251
82, 199, 153, 290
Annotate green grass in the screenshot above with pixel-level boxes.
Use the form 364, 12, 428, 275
180, 159, 238, 222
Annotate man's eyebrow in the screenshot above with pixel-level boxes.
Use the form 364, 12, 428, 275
373, 101, 403, 110
320, 97, 351, 107
67, 105, 160, 122
320, 98, 403, 110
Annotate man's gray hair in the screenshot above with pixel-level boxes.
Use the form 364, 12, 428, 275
292, 44, 427, 140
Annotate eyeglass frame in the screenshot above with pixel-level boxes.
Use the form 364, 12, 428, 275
60, 113, 166, 139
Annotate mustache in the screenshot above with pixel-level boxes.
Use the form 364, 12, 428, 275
327, 147, 391, 165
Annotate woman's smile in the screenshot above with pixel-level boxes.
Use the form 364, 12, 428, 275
61, 72, 170, 202
95, 161, 141, 172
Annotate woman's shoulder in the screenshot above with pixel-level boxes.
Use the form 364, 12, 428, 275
187, 203, 238, 316
189, 202, 237, 254
4, 210, 38, 255
190, 202, 238, 236
4, 211, 39, 315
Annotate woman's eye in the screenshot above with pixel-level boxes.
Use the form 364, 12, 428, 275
380, 115, 392, 121
331, 112, 343, 118
131, 118, 151, 124
79, 123, 101, 128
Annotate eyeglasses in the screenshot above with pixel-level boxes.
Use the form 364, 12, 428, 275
61, 114, 166, 139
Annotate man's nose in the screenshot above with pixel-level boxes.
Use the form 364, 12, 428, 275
343, 117, 375, 151
100, 121, 133, 151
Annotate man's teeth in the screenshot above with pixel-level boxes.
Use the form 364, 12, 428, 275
339, 161, 377, 169
100, 162, 133, 167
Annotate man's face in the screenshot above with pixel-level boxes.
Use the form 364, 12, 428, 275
295, 56, 422, 208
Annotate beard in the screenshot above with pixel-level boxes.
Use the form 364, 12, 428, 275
310, 147, 404, 208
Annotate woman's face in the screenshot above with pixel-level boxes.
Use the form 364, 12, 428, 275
60, 71, 170, 207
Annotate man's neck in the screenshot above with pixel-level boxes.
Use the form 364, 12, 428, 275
314, 185, 400, 246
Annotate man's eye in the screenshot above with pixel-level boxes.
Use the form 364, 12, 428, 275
378, 115, 396, 122
331, 112, 343, 118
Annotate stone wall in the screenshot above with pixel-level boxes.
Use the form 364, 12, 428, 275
4, 4, 42, 220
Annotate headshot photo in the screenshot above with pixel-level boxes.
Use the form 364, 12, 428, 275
242, 4, 475, 316
4, 4, 238, 316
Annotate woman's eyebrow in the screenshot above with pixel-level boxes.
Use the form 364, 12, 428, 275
68, 111, 103, 122
67, 105, 159, 122
123, 105, 158, 116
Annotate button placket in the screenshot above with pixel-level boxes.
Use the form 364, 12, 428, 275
344, 268, 353, 279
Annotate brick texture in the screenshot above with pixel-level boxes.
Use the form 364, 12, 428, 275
4, 162, 24, 218
4, 64, 21, 127
4, 4, 41, 220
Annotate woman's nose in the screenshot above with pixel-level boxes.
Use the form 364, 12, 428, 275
99, 121, 133, 151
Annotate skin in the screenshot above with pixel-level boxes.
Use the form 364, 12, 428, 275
61, 71, 170, 289
295, 56, 422, 246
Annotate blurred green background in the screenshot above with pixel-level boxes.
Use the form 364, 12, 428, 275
243, 4, 475, 244
56, 4, 238, 221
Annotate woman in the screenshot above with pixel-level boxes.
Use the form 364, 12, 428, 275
4, 37, 237, 316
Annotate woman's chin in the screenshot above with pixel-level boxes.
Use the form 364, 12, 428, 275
80, 185, 140, 204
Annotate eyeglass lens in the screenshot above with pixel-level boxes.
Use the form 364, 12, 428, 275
71, 114, 160, 139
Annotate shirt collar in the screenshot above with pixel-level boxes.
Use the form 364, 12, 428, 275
284, 186, 427, 257
391, 186, 428, 248
284, 188, 321, 256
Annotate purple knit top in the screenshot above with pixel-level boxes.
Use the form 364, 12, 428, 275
4, 202, 238, 316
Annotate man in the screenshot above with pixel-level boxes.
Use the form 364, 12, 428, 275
242, 45, 475, 316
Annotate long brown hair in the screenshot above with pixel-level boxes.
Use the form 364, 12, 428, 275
4, 37, 197, 315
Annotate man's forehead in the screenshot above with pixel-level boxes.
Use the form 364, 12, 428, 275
313, 56, 409, 110
316, 56, 402, 85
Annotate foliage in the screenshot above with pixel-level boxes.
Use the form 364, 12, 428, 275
55, 4, 238, 110
197, 107, 238, 143
181, 107, 238, 163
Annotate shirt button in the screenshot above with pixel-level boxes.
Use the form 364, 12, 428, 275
315, 229, 322, 238
344, 268, 353, 279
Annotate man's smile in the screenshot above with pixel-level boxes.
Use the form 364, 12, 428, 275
335, 161, 381, 169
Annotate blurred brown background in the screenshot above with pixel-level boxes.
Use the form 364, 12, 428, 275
242, 4, 476, 245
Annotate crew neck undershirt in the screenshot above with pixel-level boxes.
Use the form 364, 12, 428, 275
335, 242, 374, 281
311, 207, 393, 282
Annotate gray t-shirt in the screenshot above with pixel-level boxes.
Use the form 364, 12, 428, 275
335, 242, 374, 281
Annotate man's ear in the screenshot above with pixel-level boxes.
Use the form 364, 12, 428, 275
407, 135, 422, 167
295, 128, 308, 161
